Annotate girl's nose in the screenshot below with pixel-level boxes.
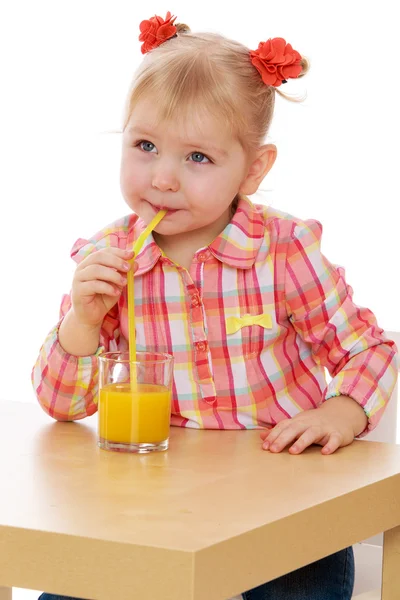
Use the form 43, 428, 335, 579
151, 162, 180, 193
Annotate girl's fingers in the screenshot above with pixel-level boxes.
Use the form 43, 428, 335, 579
261, 423, 286, 448
287, 426, 324, 454
77, 265, 128, 287
77, 248, 135, 273
79, 280, 121, 298
320, 432, 343, 455
263, 422, 305, 452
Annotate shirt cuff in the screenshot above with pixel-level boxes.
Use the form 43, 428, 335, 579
324, 386, 371, 438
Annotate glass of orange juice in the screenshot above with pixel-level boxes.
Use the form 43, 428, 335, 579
98, 351, 174, 453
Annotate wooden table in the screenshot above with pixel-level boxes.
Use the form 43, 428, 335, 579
1, 402, 400, 600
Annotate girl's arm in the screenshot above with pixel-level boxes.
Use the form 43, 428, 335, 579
260, 218, 397, 455
58, 309, 102, 357
31, 216, 137, 421
284, 218, 398, 437
31, 293, 122, 421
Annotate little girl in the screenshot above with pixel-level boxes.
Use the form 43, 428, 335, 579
33, 11, 398, 600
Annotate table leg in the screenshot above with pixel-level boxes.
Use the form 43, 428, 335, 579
0, 588, 12, 600
382, 525, 400, 599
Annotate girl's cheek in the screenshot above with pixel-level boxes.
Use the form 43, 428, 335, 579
121, 165, 145, 193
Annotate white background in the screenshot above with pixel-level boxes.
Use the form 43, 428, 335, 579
0, 0, 399, 403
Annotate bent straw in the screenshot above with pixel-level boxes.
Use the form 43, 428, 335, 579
127, 210, 167, 388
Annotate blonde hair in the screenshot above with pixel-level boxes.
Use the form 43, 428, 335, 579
123, 24, 310, 152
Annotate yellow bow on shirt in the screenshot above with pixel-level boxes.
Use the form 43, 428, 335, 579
226, 313, 272, 334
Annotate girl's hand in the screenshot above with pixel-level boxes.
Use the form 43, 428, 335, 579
260, 396, 368, 455
71, 248, 137, 328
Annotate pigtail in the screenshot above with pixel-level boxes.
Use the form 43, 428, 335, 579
176, 23, 191, 34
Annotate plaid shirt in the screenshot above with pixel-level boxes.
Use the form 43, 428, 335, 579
32, 196, 398, 434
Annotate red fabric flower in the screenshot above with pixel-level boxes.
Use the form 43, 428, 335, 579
250, 37, 302, 87
139, 11, 177, 54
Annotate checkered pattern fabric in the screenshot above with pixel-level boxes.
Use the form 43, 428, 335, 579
32, 196, 398, 434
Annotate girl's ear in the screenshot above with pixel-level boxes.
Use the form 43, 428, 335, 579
239, 145, 277, 195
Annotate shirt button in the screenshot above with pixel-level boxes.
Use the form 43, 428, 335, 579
198, 251, 210, 262
191, 294, 200, 307
195, 341, 208, 352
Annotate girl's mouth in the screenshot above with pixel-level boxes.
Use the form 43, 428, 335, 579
148, 201, 178, 215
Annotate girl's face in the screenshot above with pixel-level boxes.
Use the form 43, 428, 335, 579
120, 97, 253, 245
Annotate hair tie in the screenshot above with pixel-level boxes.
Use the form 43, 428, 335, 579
138, 14, 303, 88
139, 11, 178, 54
249, 38, 302, 87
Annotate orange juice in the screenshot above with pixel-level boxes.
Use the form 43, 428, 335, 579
99, 382, 171, 445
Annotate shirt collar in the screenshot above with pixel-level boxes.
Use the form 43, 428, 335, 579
126, 219, 162, 277
129, 195, 265, 276
208, 195, 265, 269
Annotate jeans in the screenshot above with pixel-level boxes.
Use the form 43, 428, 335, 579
38, 546, 355, 600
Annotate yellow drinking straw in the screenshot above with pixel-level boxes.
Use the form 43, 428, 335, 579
127, 210, 167, 385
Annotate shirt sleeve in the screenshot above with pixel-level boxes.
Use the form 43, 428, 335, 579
31, 293, 122, 421
284, 218, 398, 436
31, 221, 132, 421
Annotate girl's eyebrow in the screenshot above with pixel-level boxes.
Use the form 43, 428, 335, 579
127, 126, 228, 158
127, 126, 154, 137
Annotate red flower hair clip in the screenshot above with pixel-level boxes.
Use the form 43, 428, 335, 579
250, 37, 302, 87
139, 11, 177, 54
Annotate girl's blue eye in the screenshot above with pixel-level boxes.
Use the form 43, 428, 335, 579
139, 141, 156, 152
190, 152, 209, 164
